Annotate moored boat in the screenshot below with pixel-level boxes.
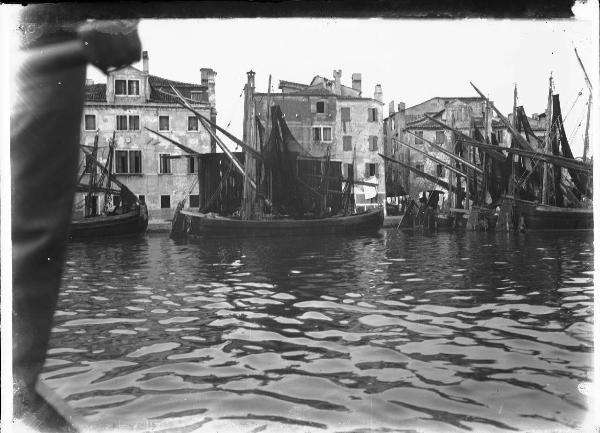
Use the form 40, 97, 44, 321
172, 207, 383, 238
503, 195, 592, 231
69, 203, 148, 239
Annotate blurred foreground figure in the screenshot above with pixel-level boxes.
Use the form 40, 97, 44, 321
12, 8, 140, 430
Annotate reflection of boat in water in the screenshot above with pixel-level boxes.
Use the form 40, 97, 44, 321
162, 72, 384, 239
70, 133, 148, 239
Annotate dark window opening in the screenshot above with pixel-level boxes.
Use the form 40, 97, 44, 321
316, 101, 325, 113
159, 154, 171, 174
189, 194, 200, 208
115, 150, 128, 173
343, 136, 352, 151
115, 79, 127, 95
161, 195, 171, 209
437, 164, 444, 177
415, 163, 424, 172
116, 115, 128, 130
128, 115, 140, 131
127, 80, 139, 95
366, 163, 377, 177
138, 195, 145, 204
84, 114, 96, 130
415, 130, 424, 145
159, 116, 170, 131
369, 136, 378, 151
313, 127, 321, 141
188, 156, 196, 173
368, 108, 378, 122
188, 116, 199, 131
129, 150, 142, 174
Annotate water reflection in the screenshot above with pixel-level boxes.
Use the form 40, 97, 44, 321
43, 230, 593, 432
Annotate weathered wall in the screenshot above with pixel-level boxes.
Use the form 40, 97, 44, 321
78, 104, 213, 220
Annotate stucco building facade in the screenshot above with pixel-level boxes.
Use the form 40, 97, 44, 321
253, 70, 385, 211
78, 51, 217, 220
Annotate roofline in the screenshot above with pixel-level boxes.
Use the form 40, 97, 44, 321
254, 92, 383, 104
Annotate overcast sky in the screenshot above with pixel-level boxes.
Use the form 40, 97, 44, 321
86, 11, 597, 157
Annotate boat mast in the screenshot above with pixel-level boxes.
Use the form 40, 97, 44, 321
85, 132, 100, 217
541, 74, 553, 205
574, 48, 593, 162
242, 71, 260, 220
511, 83, 518, 200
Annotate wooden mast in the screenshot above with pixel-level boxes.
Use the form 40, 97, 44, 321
242, 71, 260, 220
541, 75, 553, 204
85, 132, 99, 217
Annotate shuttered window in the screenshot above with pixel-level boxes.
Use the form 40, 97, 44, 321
341, 107, 351, 121
129, 115, 140, 131
84, 114, 96, 130
159, 116, 170, 131
159, 154, 171, 174
368, 108, 378, 122
369, 136, 378, 151
343, 136, 352, 151
129, 150, 142, 174
436, 130, 445, 144
415, 130, 424, 145
116, 115, 128, 130
115, 150, 128, 173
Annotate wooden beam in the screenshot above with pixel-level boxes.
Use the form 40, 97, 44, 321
401, 131, 483, 174
393, 138, 469, 177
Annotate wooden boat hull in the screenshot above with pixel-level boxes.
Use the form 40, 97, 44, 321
506, 197, 593, 231
172, 208, 384, 238
69, 204, 148, 239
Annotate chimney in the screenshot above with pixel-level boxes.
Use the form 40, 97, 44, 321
333, 69, 342, 95
142, 50, 149, 73
201, 67, 217, 107
352, 73, 362, 94
374, 84, 383, 103
85, 79, 94, 86
389, 100, 395, 116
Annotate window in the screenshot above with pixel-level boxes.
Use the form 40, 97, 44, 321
343, 136, 352, 151
115, 79, 127, 95
369, 136, 378, 151
316, 101, 325, 113
189, 195, 200, 208
313, 127, 321, 142
365, 163, 378, 177
84, 114, 96, 130
188, 156, 196, 173
161, 195, 171, 209
129, 150, 142, 174
115, 150, 142, 174
116, 115, 128, 130
368, 108, 378, 122
415, 163, 424, 172
138, 195, 146, 205
496, 130, 504, 143
415, 130, 424, 145
313, 127, 331, 142
190, 91, 203, 102
159, 154, 171, 174
159, 116, 170, 131
436, 130, 445, 144
188, 116, 199, 131
128, 115, 140, 131
115, 150, 129, 173
437, 164, 445, 177
343, 163, 354, 179
115, 79, 139, 96
341, 107, 351, 122
127, 80, 139, 95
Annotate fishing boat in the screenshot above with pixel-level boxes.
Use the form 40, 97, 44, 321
469, 65, 593, 232
69, 133, 148, 239
160, 72, 383, 238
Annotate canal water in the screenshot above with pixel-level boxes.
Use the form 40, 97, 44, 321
42, 229, 594, 432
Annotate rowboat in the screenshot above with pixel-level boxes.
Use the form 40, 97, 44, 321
69, 203, 148, 239
171, 207, 383, 238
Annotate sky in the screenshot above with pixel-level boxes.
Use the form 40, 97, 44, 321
86, 10, 598, 157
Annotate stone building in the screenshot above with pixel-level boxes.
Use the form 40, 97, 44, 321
253, 70, 385, 211
383, 96, 508, 200
78, 51, 217, 220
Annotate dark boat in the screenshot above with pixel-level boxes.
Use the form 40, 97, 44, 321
70, 133, 148, 239
503, 195, 592, 231
172, 208, 383, 238
161, 74, 384, 239
70, 204, 148, 239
